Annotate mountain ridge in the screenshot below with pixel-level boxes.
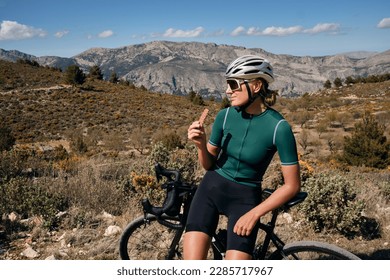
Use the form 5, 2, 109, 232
1, 41, 389, 97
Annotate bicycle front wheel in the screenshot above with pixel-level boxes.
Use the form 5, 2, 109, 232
268, 241, 360, 260
119, 214, 183, 260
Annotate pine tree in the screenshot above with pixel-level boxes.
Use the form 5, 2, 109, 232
333, 77, 343, 88
88, 65, 103, 80
343, 111, 389, 169
109, 72, 119, 83
64, 65, 85, 85
323, 80, 332, 89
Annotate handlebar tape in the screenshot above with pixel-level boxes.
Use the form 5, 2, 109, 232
141, 188, 178, 216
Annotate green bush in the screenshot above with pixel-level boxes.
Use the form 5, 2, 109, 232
300, 173, 365, 237
0, 177, 68, 229
147, 142, 198, 183
188, 90, 205, 105
0, 127, 16, 152
147, 142, 170, 168
342, 112, 389, 169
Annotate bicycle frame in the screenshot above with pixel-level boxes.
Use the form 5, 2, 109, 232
253, 210, 287, 259
151, 197, 287, 260
120, 164, 359, 260
148, 185, 292, 260
136, 163, 308, 260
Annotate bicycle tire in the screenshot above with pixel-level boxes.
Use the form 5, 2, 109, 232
119, 214, 218, 260
119, 214, 183, 260
268, 241, 360, 260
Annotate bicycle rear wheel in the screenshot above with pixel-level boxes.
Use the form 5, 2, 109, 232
119, 214, 183, 260
268, 241, 360, 260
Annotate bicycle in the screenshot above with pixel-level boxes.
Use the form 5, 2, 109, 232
119, 163, 360, 260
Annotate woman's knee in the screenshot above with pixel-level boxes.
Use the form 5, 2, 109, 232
225, 249, 252, 260
183, 231, 211, 260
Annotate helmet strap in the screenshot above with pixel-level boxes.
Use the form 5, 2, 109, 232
237, 81, 261, 112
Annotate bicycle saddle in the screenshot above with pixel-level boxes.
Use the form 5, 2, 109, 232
263, 188, 308, 209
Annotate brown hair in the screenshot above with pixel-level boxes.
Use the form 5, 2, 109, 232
258, 79, 278, 106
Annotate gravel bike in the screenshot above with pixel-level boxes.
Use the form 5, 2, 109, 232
119, 163, 360, 260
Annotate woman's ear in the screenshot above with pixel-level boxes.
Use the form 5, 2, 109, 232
252, 79, 263, 93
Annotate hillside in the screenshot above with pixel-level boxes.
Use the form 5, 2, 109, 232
1, 41, 390, 98
1, 59, 389, 146
0, 59, 220, 145
0, 59, 389, 260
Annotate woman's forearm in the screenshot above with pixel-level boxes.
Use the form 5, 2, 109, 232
197, 142, 219, 170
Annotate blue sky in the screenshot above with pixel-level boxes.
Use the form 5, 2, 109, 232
0, 0, 389, 57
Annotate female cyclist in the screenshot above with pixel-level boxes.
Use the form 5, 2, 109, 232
184, 55, 301, 260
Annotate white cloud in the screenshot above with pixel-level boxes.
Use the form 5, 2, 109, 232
98, 30, 114, 38
231, 26, 246, 36
262, 26, 303, 36
377, 18, 390, 28
303, 23, 340, 34
230, 22, 340, 37
231, 25, 303, 36
246, 27, 263, 36
0, 20, 46, 40
163, 27, 204, 38
55, 30, 69, 38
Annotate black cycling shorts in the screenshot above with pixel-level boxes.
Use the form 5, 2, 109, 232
185, 170, 262, 255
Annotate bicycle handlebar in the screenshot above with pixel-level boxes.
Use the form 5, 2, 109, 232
141, 163, 185, 217
154, 163, 181, 183
142, 188, 178, 216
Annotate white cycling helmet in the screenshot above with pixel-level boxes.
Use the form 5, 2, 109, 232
225, 55, 274, 84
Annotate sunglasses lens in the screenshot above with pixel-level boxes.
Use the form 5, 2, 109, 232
227, 79, 240, 91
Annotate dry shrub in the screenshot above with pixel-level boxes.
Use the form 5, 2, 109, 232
152, 129, 184, 150
379, 180, 390, 201
343, 168, 389, 240
53, 155, 83, 174
130, 172, 163, 205
300, 172, 365, 237
55, 160, 131, 216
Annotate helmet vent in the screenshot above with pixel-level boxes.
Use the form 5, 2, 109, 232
246, 69, 260, 74
246, 62, 263, 67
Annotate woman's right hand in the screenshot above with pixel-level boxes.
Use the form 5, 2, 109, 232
187, 121, 206, 148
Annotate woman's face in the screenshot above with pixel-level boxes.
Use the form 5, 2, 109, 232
225, 79, 261, 107
225, 79, 249, 107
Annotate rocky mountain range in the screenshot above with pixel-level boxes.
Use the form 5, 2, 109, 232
1, 41, 390, 98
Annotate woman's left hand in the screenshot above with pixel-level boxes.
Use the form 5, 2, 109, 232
233, 209, 260, 236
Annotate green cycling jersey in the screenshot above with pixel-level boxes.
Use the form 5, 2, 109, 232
209, 106, 299, 187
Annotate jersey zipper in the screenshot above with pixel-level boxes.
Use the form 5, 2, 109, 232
234, 115, 252, 178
